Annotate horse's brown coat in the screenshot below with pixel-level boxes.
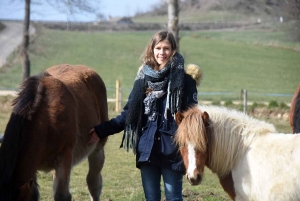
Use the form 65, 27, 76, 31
0, 64, 108, 201
290, 84, 300, 133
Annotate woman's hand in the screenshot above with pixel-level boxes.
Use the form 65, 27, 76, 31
88, 128, 100, 144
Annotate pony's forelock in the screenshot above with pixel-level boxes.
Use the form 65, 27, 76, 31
175, 106, 207, 153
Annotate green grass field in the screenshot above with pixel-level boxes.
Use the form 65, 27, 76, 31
1, 26, 299, 104
0, 25, 299, 200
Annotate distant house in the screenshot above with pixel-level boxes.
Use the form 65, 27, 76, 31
108, 17, 134, 25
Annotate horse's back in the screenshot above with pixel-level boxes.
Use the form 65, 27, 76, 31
46, 64, 108, 163
46, 64, 108, 127
233, 133, 300, 200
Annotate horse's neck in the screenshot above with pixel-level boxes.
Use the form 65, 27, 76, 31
208, 116, 247, 177
203, 106, 275, 177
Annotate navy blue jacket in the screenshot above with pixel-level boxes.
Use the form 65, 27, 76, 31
94, 74, 198, 173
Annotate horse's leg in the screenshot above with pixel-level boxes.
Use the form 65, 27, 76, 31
219, 171, 235, 200
52, 149, 73, 201
86, 145, 105, 201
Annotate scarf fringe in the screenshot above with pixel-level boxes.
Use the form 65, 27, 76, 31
165, 87, 183, 119
120, 124, 138, 154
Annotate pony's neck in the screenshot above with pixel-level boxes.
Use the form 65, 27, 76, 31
200, 105, 276, 177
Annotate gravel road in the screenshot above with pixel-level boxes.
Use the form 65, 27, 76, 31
0, 21, 35, 68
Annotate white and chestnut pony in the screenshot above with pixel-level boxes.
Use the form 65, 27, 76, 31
175, 105, 300, 201
0, 65, 108, 201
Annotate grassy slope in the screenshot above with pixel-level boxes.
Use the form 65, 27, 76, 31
0, 27, 299, 103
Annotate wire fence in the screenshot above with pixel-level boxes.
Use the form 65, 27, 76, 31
0, 85, 294, 113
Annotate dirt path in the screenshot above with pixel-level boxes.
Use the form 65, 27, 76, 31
0, 21, 35, 68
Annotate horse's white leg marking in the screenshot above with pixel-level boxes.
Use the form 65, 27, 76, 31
187, 143, 196, 178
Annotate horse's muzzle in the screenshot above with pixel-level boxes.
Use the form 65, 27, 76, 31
186, 173, 202, 185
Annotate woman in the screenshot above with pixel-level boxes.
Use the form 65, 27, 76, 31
89, 30, 198, 201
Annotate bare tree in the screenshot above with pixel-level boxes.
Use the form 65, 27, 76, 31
168, 0, 180, 51
21, 0, 31, 82
19, 0, 102, 82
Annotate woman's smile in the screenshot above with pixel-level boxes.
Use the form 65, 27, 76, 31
153, 39, 172, 65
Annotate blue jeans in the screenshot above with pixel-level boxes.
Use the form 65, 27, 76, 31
140, 163, 183, 201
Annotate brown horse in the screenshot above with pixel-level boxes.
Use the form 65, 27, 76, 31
0, 64, 108, 201
290, 84, 300, 133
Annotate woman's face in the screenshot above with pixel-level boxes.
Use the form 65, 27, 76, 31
153, 39, 172, 66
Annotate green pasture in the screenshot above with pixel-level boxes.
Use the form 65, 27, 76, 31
0, 26, 299, 200
135, 11, 258, 23
0, 27, 299, 104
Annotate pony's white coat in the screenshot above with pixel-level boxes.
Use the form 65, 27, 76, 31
197, 105, 300, 201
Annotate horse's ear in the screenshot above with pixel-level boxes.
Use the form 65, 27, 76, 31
202, 111, 210, 127
175, 112, 184, 125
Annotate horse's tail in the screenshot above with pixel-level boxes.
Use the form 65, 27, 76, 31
290, 84, 300, 133
0, 72, 46, 199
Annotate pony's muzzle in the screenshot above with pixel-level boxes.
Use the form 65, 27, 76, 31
186, 172, 202, 185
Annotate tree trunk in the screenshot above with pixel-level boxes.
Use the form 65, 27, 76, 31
20, 0, 31, 82
168, 0, 180, 50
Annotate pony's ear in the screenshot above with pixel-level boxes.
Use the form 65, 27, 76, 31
175, 112, 184, 125
202, 111, 210, 127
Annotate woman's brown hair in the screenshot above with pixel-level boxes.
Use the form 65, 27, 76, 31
141, 30, 178, 70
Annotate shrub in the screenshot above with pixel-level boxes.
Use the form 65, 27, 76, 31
224, 100, 233, 106
279, 102, 289, 109
212, 100, 221, 105
268, 100, 279, 108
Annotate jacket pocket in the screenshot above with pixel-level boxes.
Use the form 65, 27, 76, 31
159, 119, 178, 157
159, 119, 177, 135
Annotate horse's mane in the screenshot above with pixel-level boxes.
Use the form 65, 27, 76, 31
176, 105, 276, 177
290, 84, 300, 133
199, 105, 276, 176
0, 72, 47, 194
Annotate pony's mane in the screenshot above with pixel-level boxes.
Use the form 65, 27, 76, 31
12, 72, 48, 119
198, 105, 276, 177
0, 72, 47, 194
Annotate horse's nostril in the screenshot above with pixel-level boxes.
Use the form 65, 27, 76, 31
196, 174, 202, 183
187, 174, 202, 185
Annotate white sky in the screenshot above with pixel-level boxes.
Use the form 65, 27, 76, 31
0, 0, 161, 22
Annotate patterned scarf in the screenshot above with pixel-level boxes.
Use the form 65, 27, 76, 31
120, 52, 185, 154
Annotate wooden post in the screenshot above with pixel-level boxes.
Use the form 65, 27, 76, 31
115, 79, 121, 112
243, 89, 248, 114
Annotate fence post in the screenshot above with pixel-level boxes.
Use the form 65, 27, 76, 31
243, 89, 248, 114
115, 79, 121, 112
116, 79, 122, 112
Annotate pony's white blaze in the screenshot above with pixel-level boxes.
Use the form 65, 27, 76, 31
187, 143, 197, 178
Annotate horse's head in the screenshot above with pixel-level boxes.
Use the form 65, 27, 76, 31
0, 179, 39, 201
175, 107, 210, 186
16, 179, 39, 201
